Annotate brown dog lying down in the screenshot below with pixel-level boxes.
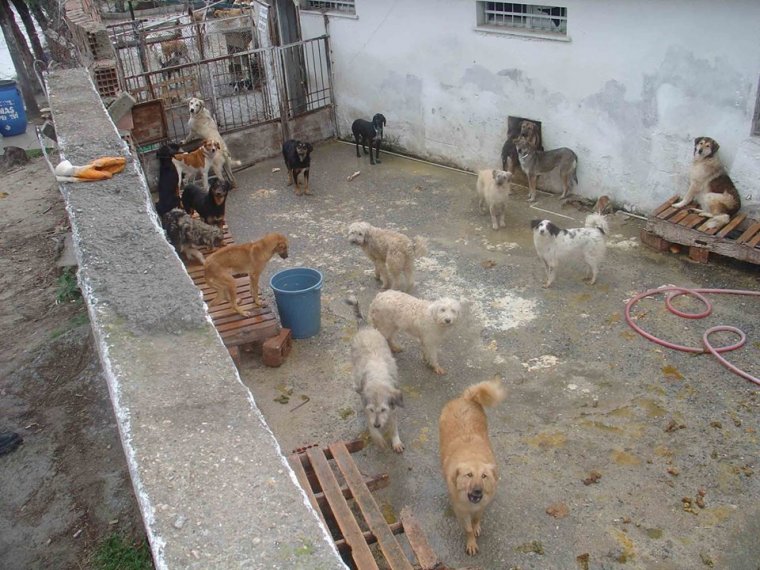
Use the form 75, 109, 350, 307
204, 233, 289, 317
439, 378, 506, 556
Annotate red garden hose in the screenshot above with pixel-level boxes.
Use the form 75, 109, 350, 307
625, 286, 760, 386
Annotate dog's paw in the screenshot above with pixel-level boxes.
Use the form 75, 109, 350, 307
673, 200, 687, 209
392, 441, 404, 453
432, 365, 446, 375
473, 521, 481, 537
465, 538, 479, 556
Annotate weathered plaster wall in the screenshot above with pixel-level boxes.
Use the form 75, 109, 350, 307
302, 0, 760, 212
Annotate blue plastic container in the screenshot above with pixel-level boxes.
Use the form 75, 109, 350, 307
270, 268, 323, 339
0, 80, 27, 137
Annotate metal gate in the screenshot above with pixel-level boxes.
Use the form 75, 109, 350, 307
107, 9, 334, 148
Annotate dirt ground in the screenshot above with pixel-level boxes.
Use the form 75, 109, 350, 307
0, 157, 145, 569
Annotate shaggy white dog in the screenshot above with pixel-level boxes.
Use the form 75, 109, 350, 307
476, 169, 513, 230
348, 221, 428, 292
368, 290, 462, 375
347, 296, 404, 452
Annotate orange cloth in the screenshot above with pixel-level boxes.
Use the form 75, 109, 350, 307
55, 157, 127, 182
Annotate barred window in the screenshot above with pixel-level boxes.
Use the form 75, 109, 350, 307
303, 1, 356, 15
477, 2, 567, 35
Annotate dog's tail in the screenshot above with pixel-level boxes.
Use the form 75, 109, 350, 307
462, 378, 506, 409
412, 236, 429, 258
584, 213, 609, 236
345, 294, 365, 324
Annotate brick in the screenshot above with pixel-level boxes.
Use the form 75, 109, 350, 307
639, 229, 670, 252
262, 328, 292, 367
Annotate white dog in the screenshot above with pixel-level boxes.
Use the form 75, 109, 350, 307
530, 213, 609, 288
347, 297, 404, 453
183, 97, 241, 186
368, 290, 462, 375
348, 222, 428, 292
476, 169, 512, 230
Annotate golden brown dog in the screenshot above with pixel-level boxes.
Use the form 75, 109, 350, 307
439, 378, 506, 556
673, 137, 741, 231
204, 233, 289, 317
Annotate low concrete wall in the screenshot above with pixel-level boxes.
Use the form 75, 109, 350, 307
47, 67, 345, 570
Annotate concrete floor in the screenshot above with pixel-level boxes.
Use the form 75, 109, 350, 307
226, 140, 759, 570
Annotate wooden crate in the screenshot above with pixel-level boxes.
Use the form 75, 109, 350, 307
289, 440, 469, 570
642, 196, 760, 265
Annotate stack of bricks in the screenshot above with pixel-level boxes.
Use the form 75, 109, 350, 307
64, 0, 121, 100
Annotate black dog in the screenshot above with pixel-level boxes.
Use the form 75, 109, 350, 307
156, 142, 181, 219
282, 139, 313, 195
181, 178, 231, 227
351, 113, 386, 165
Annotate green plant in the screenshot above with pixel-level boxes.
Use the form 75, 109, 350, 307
91, 533, 154, 570
55, 267, 81, 304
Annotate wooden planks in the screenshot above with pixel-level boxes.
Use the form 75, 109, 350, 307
329, 443, 413, 570
305, 447, 379, 570
643, 196, 760, 266
289, 440, 443, 570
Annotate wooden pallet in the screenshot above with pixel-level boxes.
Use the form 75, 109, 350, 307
182, 224, 288, 367
289, 440, 470, 570
642, 196, 760, 265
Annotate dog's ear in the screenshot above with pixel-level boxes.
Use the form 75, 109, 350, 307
530, 219, 541, 230
307, 142, 314, 153
693, 137, 702, 150
390, 389, 404, 409
485, 463, 498, 481
709, 138, 719, 153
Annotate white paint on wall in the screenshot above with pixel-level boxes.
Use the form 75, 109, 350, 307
300, 0, 760, 213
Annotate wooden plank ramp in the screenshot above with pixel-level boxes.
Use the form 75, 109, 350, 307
180, 223, 286, 367
642, 195, 760, 265
289, 440, 472, 570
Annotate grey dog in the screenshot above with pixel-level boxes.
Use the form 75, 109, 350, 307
515, 134, 578, 202
346, 296, 404, 453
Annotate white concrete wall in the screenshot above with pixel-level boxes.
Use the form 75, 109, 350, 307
301, 0, 760, 213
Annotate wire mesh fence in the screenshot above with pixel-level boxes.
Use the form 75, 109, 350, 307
107, 10, 333, 144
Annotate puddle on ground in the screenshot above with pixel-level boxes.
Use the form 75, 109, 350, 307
610, 528, 635, 562
525, 431, 567, 448
380, 502, 397, 525
645, 528, 663, 539
662, 365, 684, 380
611, 449, 641, 466
634, 397, 668, 418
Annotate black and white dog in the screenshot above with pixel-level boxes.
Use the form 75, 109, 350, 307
351, 113, 386, 165
530, 213, 608, 288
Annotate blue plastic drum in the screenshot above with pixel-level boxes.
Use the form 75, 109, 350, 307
270, 268, 323, 339
0, 80, 27, 137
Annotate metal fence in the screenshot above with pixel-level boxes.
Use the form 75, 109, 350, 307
107, 10, 333, 143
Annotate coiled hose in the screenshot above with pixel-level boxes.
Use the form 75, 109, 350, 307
624, 286, 759, 386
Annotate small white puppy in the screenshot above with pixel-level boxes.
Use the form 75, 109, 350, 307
348, 221, 428, 292
347, 297, 404, 453
531, 213, 609, 288
476, 169, 512, 230
368, 290, 462, 375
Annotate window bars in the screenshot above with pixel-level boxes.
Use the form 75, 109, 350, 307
478, 2, 567, 35
303, 0, 356, 15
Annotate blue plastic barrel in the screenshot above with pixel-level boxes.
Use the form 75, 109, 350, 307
269, 268, 323, 339
0, 80, 27, 137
